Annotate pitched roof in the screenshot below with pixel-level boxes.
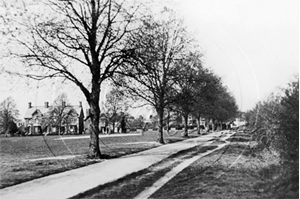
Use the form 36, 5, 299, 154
24, 105, 83, 119
24, 106, 50, 119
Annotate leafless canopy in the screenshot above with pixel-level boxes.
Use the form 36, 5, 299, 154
5, 0, 141, 103
115, 9, 193, 143
3, 0, 144, 157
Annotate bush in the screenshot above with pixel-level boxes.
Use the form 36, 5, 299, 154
276, 79, 299, 163
245, 77, 299, 192
5, 120, 18, 136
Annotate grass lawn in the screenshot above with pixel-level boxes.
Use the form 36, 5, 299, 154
72, 132, 297, 199
0, 129, 194, 189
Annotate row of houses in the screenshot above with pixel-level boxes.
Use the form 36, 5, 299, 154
24, 102, 126, 135
23, 102, 246, 135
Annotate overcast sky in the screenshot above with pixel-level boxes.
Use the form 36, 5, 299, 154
0, 0, 299, 119
171, 0, 299, 111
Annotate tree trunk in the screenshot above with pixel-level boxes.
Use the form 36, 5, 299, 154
183, 113, 189, 137
157, 109, 165, 144
58, 124, 61, 135
112, 122, 115, 134
196, 116, 201, 134
88, 91, 101, 158
206, 119, 211, 132
211, 119, 215, 132
167, 109, 170, 134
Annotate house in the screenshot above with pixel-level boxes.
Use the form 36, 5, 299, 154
99, 113, 109, 133
84, 110, 109, 134
24, 102, 84, 135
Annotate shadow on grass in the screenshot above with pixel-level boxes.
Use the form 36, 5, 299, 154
70, 144, 219, 199
226, 136, 251, 142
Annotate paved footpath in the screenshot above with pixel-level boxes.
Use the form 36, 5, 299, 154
0, 131, 234, 199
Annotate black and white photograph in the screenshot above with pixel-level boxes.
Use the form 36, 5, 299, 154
0, 0, 298, 198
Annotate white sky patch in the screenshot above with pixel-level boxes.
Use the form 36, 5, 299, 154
0, 0, 298, 119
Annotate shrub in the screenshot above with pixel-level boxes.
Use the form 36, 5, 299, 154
5, 120, 18, 136
245, 77, 299, 192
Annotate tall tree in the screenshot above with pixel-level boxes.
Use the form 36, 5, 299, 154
172, 52, 204, 136
212, 86, 239, 128
116, 9, 191, 143
0, 97, 20, 135
103, 87, 128, 133
191, 69, 222, 133
3, 0, 141, 158
201, 78, 238, 130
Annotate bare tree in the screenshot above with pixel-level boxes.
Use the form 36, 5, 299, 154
3, 0, 141, 158
103, 87, 128, 133
116, 9, 191, 143
42, 93, 77, 135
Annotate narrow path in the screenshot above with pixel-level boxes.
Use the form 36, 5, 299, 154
134, 135, 231, 199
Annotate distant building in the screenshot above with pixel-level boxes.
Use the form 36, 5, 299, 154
84, 110, 109, 134
234, 112, 247, 127
148, 110, 206, 130
99, 113, 108, 133
24, 102, 84, 135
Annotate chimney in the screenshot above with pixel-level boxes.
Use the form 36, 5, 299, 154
28, 102, 32, 109
44, 102, 49, 108
79, 101, 82, 107
62, 101, 66, 107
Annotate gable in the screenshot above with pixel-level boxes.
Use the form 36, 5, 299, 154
24, 106, 50, 119
24, 105, 83, 119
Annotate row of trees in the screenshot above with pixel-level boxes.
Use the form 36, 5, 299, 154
3, 0, 238, 158
114, 50, 237, 139
112, 10, 238, 141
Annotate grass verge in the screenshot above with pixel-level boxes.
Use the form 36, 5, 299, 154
151, 138, 297, 199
